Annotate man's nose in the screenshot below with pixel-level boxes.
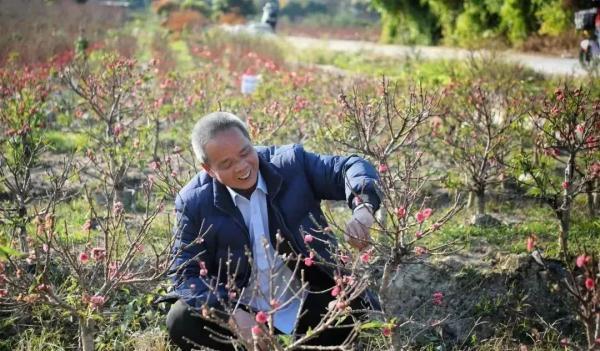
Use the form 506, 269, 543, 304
233, 159, 247, 172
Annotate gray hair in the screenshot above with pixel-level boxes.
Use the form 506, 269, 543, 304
191, 111, 251, 164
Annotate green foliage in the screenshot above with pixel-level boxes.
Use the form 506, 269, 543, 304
212, 0, 256, 16
372, 0, 575, 46
45, 131, 89, 153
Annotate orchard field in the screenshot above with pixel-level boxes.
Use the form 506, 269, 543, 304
0, 1, 599, 350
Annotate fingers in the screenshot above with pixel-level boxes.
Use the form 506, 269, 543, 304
345, 219, 370, 250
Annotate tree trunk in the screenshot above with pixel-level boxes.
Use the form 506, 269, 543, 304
559, 214, 569, 253
476, 189, 486, 216
16, 195, 29, 253
593, 179, 599, 214
467, 191, 475, 208
79, 317, 96, 351
585, 181, 596, 218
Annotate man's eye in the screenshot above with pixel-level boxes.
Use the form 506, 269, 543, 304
220, 162, 232, 169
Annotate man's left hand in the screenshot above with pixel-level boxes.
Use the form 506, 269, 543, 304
345, 205, 374, 250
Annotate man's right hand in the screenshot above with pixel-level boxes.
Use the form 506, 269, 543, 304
230, 309, 256, 345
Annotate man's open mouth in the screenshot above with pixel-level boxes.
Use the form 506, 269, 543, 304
238, 170, 251, 180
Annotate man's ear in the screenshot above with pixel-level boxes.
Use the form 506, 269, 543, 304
201, 163, 215, 178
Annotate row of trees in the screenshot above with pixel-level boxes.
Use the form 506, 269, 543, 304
370, 0, 592, 46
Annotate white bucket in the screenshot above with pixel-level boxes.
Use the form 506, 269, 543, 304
241, 74, 260, 95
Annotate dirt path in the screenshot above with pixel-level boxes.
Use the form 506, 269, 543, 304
284, 35, 587, 77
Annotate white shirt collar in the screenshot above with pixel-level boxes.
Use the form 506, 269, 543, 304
226, 170, 268, 206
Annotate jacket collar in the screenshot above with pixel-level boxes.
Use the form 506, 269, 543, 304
213, 153, 283, 216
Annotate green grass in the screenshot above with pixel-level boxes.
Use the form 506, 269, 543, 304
46, 130, 90, 153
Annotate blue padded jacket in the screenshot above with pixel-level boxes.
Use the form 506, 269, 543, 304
167, 144, 381, 311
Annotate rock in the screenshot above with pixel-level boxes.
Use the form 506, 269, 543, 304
470, 213, 503, 227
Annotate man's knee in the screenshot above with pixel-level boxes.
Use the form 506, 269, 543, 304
166, 300, 192, 340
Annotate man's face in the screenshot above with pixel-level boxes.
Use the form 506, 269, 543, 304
201, 127, 259, 191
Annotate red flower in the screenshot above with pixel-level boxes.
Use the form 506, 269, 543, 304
79, 252, 90, 264
585, 278, 595, 290
255, 311, 268, 324
432, 291, 444, 305
331, 286, 341, 297
360, 251, 371, 264
304, 234, 314, 243
91, 247, 106, 261
378, 163, 389, 174
199, 261, 208, 276
339, 254, 350, 264
251, 325, 262, 336
304, 257, 314, 267
576, 254, 590, 268
149, 161, 160, 171
382, 326, 392, 337
561, 181, 569, 190
89, 295, 106, 309
416, 208, 432, 224
395, 207, 406, 219
526, 235, 537, 252
336, 301, 347, 310
414, 246, 428, 256
112, 201, 124, 216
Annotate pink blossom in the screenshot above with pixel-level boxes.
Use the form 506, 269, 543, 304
331, 286, 341, 297
304, 257, 314, 267
416, 208, 432, 224
229, 291, 237, 299
422, 208, 433, 217
378, 163, 389, 174
251, 325, 262, 336
149, 161, 160, 171
432, 291, 444, 305
0, 274, 6, 285
395, 207, 406, 219
575, 123, 584, 134
336, 301, 347, 310
112, 201, 124, 216
414, 246, 428, 256
113, 123, 123, 137
255, 311, 268, 324
42, 243, 49, 253
343, 275, 355, 286
304, 234, 314, 243
198, 261, 208, 276
382, 326, 392, 337
526, 235, 537, 252
270, 299, 280, 308
560, 338, 570, 347
576, 254, 590, 268
0, 289, 7, 297
190, 284, 196, 290
79, 252, 89, 264
339, 254, 350, 264
82, 219, 92, 231
89, 295, 106, 308
91, 247, 106, 261
415, 231, 423, 239
360, 251, 371, 264
561, 181, 569, 190
585, 278, 595, 290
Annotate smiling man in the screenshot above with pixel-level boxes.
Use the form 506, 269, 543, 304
164, 112, 381, 350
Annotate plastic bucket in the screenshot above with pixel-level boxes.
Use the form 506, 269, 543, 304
241, 74, 260, 95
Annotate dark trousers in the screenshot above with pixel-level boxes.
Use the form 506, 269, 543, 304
166, 292, 364, 350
